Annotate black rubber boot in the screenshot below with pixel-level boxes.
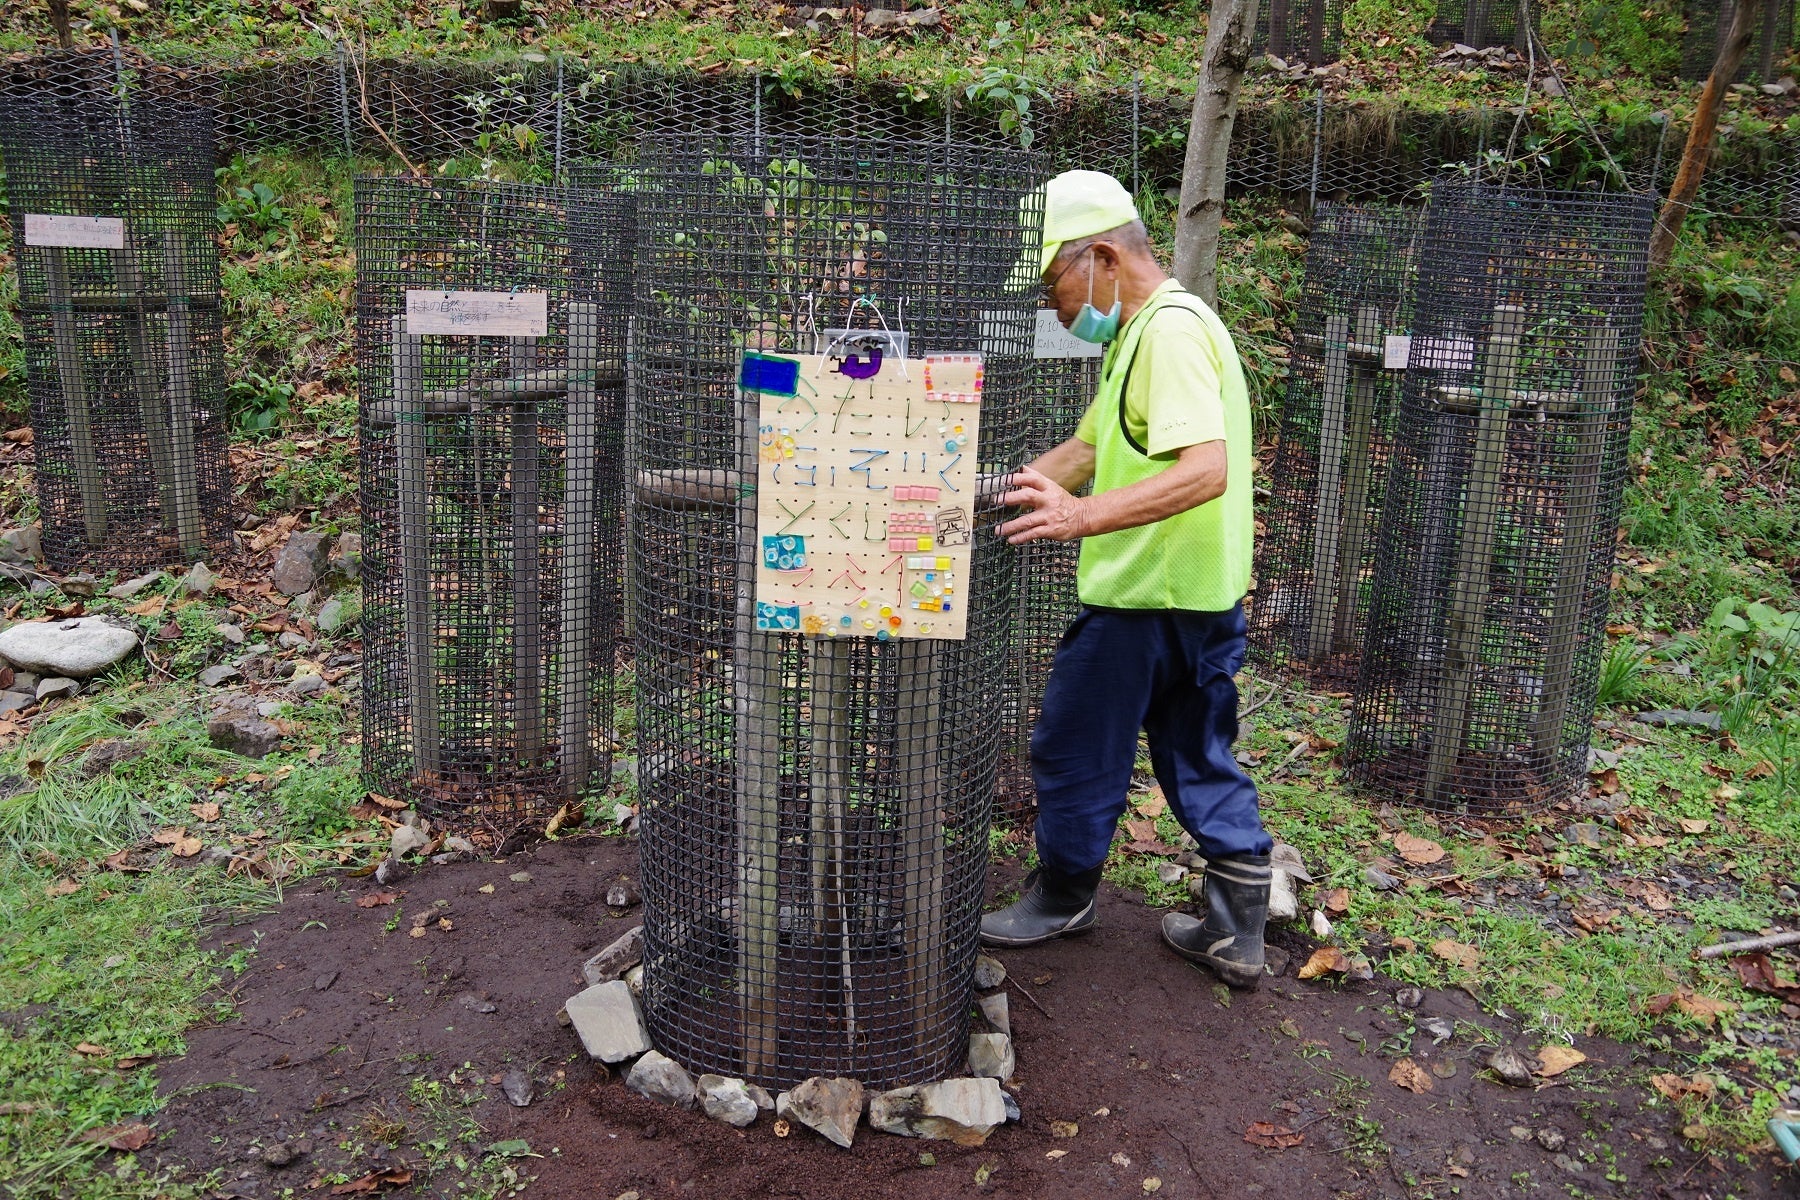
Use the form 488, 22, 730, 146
979, 865, 1102, 948
1161, 854, 1271, 989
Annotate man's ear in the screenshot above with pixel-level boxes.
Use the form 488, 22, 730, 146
1089, 241, 1122, 274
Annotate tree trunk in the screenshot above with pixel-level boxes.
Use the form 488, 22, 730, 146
48, 0, 72, 49
1172, 0, 1263, 307
1648, 0, 1760, 268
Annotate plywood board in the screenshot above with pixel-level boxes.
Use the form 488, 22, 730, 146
753, 351, 983, 641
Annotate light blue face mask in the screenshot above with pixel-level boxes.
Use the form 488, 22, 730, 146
1068, 247, 1121, 344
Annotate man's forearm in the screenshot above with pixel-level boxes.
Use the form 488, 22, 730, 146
1028, 437, 1097, 494
1076, 441, 1226, 537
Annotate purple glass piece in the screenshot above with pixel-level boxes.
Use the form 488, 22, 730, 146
837, 348, 883, 379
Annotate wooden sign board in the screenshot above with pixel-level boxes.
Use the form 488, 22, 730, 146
404, 289, 549, 338
753, 351, 984, 641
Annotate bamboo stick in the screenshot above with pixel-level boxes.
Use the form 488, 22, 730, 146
897, 638, 947, 1060
1332, 305, 1382, 655
393, 314, 442, 778
1305, 310, 1352, 660
160, 232, 206, 556
733, 384, 781, 1080
633, 468, 742, 508
559, 303, 599, 803
807, 637, 857, 1050
20, 292, 221, 313
110, 238, 177, 524
622, 314, 639, 642
1532, 324, 1623, 759
362, 363, 623, 425
1424, 305, 1525, 804
510, 336, 544, 766
44, 246, 107, 546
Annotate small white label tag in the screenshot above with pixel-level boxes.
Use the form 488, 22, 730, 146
1032, 308, 1103, 359
1408, 335, 1476, 371
405, 289, 548, 337
24, 213, 126, 250
1383, 334, 1411, 370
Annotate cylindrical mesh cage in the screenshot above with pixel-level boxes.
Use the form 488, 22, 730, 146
1426, 0, 1532, 48
1681, 0, 1797, 83
354, 178, 631, 839
1249, 203, 1424, 682
994, 355, 1095, 822
1346, 184, 1652, 815
630, 134, 1040, 1090
0, 98, 232, 569
1252, 0, 1344, 64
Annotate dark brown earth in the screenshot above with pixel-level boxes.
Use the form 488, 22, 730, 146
153, 837, 1782, 1199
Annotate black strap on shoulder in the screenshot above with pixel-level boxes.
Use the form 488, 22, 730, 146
1111, 301, 1209, 458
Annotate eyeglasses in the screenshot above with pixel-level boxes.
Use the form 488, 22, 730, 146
1040, 249, 1084, 303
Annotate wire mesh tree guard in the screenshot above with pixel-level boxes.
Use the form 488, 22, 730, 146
1253, 0, 1344, 64
355, 178, 631, 837
0, 98, 232, 570
1346, 183, 1653, 815
994, 350, 1097, 822
628, 134, 1038, 1090
1249, 203, 1425, 680
1680, 0, 1796, 83
1427, 0, 1533, 49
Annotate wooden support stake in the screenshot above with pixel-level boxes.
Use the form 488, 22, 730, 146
1305, 310, 1352, 660
559, 303, 600, 802
807, 637, 857, 1049
1332, 305, 1382, 654
111, 238, 177, 524
1424, 305, 1525, 804
732, 385, 781, 1080
1533, 323, 1623, 758
160, 233, 207, 557
622, 314, 639, 642
44, 246, 107, 546
393, 314, 442, 778
510, 336, 544, 766
896, 639, 946, 1059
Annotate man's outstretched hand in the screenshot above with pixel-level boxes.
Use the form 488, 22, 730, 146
994, 466, 1090, 544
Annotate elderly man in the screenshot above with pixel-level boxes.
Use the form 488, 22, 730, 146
981, 169, 1272, 989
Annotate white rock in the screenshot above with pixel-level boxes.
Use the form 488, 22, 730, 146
626, 1050, 696, 1108
972, 954, 1006, 990
1270, 842, 1313, 882
1156, 861, 1188, 885
0, 617, 138, 678
565, 981, 651, 1063
181, 562, 215, 596
390, 824, 430, 858
624, 964, 645, 998
106, 572, 163, 600
581, 926, 644, 986
696, 1074, 759, 1127
869, 1077, 1007, 1145
746, 1082, 775, 1111
1311, 909, 1334, 938
776, 1077, 864, 1148
1268, 868, 1299, 922
35, 676, 78, 701
968, 1032, 1015, 1081
978, 991, 1010, 1037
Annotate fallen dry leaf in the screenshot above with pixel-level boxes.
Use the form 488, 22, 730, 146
81, 1122, 152, 1151
1589, 767, 1621, 795
1728, 953, 1800, 1004
1388, 1058, 1434, 1094
1745, 760, 1776, 780
1394, 831, 1446, 865
75, 1042, 109, 1056
1642, 883, 1674, 911
408, 926, 426, 939
1122, 818, 1179, 855
1534, 1045, 1587, 1077
1132, 788, 1168, 818
356, 890, 401, 908
115, 1054, 155, 1069
1244, 1121, 1304, 1149
1297, 946, 1350, 980
1649, 1072, 1716, 1103
1044, 1149, 1068, 1160
1323, 887, 1351, 916
1646, 988, 1736, 1026
189, 802, 221, 822
45, 877, 80, 897
124, 595, 167, 617
1049, 1119, 1079, 1138
1679, 818, 1710, 834
1431, 938, 1481, 972
329, 1169, 413, 1195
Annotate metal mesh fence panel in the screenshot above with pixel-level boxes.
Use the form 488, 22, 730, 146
1346, 184, 1652, 815
1249, 203, 1425, 680
0, 97, 232, 570
355, 178, 631, 840
1681, 0, 1797, 83
1252, 0, 1344, 64
994, 353, 1096, 821
630, 133, 1039, 1090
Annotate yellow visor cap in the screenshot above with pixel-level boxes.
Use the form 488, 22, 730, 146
1009, 169, 1140, 290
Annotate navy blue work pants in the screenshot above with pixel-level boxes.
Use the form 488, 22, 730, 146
1029, 604, 1272, 875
